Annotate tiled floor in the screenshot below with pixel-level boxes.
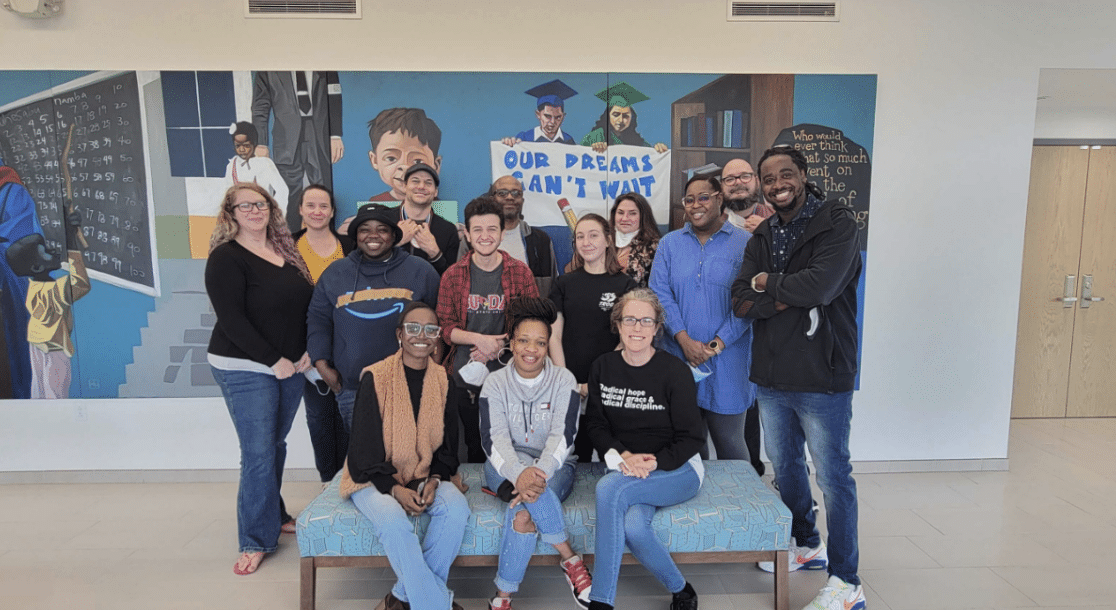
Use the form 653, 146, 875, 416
1, 418, 1112, 610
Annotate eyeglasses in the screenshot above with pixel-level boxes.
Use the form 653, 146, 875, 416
681, 193, 717, 207
493, 189, 523, 198
234, 201, 269, 212
403, 322, 442, 338
721, 172, 755, 186
621, 316, 657, 328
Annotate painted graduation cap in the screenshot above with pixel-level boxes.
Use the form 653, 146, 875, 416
526, 79, 578, 108
595, 82, 651, 108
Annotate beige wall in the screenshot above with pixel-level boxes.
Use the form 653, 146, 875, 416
2, 0, 1114, 472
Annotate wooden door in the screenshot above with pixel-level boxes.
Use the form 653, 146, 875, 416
1011, 147, 1089, 418
1012, 146, 1116, 418
1067, 147, 1116, 416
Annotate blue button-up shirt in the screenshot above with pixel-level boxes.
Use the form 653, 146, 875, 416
650, 218, 754, 414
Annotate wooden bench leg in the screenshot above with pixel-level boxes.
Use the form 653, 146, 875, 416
300, 557, 317, 610
774, 551, 788, 610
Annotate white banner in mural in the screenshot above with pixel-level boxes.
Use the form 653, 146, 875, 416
490, 141, 671, 229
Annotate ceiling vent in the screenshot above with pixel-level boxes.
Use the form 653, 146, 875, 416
246, 0, 360, 19
727, 1, 839, 22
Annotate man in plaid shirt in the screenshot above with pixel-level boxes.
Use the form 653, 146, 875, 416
438, 196, 539, 462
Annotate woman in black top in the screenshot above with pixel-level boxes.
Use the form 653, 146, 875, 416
205, 183, 314, 575
584, 288, 706, 610
549, 213, 636, 461
340, 301, 467, 610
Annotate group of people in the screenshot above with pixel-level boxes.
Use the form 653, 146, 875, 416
204, 146, 866, 610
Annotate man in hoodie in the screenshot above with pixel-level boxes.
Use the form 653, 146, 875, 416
307, 204, 440, 430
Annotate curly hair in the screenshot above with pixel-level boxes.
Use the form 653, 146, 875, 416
505, 296, 558, 339
609, 287, 664, 336
610, 192, 661, 246
210, 183, 312, 282
569, 213, 622, 275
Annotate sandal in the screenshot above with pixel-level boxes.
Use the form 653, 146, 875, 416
233, 551, 265, 575
281, 519, 297, 534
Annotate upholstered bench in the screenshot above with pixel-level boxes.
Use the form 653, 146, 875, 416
297, 461, 791, 610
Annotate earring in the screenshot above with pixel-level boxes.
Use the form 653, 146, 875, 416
398, 339, 402, 348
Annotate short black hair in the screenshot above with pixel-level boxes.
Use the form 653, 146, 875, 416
463, 195, 505, 231
396, 300, 436, 329
231, 121, 258, 144
757, 147, 826, 200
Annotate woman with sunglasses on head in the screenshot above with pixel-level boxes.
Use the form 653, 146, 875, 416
584, 288, 706, 610
205, 183, 314, 575
549, 214, 637, 462
479, 297, 592, 610
341, 301, 467, 610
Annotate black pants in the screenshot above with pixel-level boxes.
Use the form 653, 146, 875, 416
456, 385, 487, 463
745, 399, 765, 476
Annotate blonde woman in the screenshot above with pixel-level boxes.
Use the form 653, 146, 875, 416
205, 183, 314, 575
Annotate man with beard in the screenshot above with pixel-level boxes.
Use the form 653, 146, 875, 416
488, 175, 557, 297
721, 158, 774, 235
718, 157, 772, 477
731, 147, 864, 610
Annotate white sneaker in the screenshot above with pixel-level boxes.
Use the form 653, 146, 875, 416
758, 541, 828, 573
803, 575, 865, 610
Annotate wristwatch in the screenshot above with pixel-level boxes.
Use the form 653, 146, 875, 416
751, 274, 765, 293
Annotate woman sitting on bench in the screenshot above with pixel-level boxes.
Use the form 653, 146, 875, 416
480, 297, 593, 610
585, 288, 706, 610
340, 302, 467, 610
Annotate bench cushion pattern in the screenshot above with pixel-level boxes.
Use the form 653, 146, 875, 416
297, 461, 791, 558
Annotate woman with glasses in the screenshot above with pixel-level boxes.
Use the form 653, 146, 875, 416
205, 183, 314, 575
584, 288, 706, 610
549, 213, 637, 462
341, 301, 467, 610
609, 193, 661, 287
480, 297, 593, 610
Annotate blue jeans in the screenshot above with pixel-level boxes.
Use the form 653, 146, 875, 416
211, 367, 303, 553
698, 409, 748, 461
351, 483, 470, 610
757, 387, 859, 586
484, 459, 576, 593
303, 379, 349, 482
336, 388, 357, 433
589, 462, 701, 605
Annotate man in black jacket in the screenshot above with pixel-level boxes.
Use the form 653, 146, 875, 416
731, 147, 865, 610
488, 175, 558, 297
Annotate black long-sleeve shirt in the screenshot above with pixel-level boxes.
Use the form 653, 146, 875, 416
586, 350, 705, 472
205, 241, 313, 366
347, 366, 460, 494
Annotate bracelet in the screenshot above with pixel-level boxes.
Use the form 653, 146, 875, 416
751, 274, 765, 293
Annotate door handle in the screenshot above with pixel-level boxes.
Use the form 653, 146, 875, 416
1081, 274, 1105, 308
1055, 275, 1078, 308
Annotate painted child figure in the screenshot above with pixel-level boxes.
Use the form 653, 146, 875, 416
4, 209, 90, 399
223, 122, 289, 205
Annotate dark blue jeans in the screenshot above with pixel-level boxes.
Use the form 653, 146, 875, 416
303, 379, 348, 482
757, 387, 859, 586
212, 367, 303, 553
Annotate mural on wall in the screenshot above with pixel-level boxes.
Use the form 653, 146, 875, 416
0, 70, 876, 400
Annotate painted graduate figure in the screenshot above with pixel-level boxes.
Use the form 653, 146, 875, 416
585, 288, 706, 610
339, 301, 468, 610
479, 296, 593, 610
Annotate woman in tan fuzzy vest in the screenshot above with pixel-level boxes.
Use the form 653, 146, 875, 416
340, 301, 468, 610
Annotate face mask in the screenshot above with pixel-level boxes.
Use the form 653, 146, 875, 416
303, 368, 330, 395
459, 360, 490, 387
690, 362, 713, 383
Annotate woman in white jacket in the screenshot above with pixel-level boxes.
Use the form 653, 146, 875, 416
479, 297, 593, 610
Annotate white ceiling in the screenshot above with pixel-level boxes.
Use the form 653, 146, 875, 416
1035, 69, 1116, 139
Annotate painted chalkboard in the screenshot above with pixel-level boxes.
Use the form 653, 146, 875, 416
772, 123, 871, 251
0, 71, 158, 295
